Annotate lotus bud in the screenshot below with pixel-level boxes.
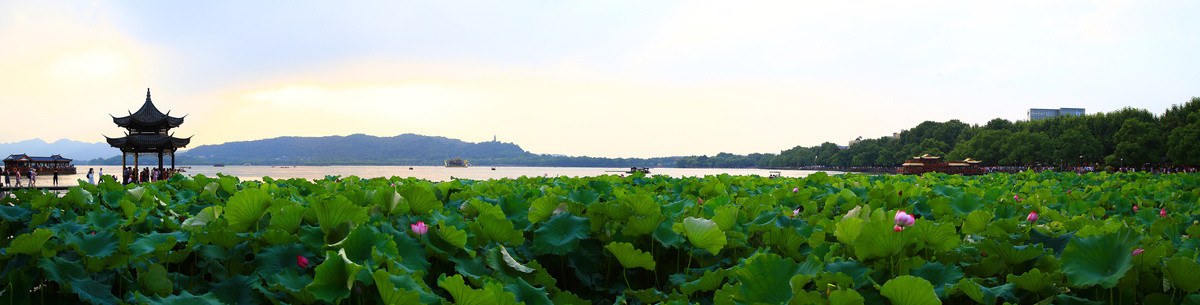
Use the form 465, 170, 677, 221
297, 255, 309, 269
898, 191, 903, 196
1161, 209, 1167, 217
980, 251, 987, 257
1013, 195, 1020, 201
894, 225, 903, 232
1026, 211, 1037, 223
411, 221, 428, 235
792, 187, 799, 193
894, 211, 915, 227
1132, 249, 1144, 256
1067, 190, 1071, 195
1133, 205, 1139, 212
698, 198, 703, 204
793, 208, 800, 217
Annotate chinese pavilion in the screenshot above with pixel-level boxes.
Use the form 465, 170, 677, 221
105, 89, 191, 173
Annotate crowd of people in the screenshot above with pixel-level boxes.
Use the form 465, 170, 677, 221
119, 167, 182, 185
2, 166, 186, 189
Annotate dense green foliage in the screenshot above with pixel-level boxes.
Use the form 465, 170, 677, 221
679, 97, 1200, 168
82, 133, 676, 167
3, 172, 1200, 304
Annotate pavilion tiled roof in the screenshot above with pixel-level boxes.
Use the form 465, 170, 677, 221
111, 89, 186, 131
105, 134, 192, 152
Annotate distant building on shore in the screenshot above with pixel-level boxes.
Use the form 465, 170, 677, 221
1028, 108, 1085, 120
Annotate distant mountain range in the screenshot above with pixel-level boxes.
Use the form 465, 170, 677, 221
77, 133, 677, 167
0, 139, 118, 161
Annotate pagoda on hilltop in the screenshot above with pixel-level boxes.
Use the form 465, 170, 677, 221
105, 89, 191, 173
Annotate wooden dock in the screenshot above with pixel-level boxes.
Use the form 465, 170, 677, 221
1, 186, 71, 192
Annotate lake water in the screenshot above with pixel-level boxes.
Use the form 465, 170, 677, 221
48, 165, 842, 183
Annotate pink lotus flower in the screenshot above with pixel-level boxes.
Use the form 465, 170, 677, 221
792, 187, 799, 193
1133, 205, 1139, 212
894, 225, 903, 232
1026, 211, 1038, 223
793, 208, 800, 217
1132, 249, 1144, 256
1013, 195, 1021, 201
411, 221, 428, 235
297, 255, 309, 268
698, 199, 703, 204
894, 210, 915, 227
1067, 190, 1072, 195
1161, 209, 1167, 217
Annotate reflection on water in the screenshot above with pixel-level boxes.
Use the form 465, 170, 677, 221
56, 165, 842, 183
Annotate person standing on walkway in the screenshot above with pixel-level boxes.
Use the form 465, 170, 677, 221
29, 168, 37, 187
87, 168, 95, 185
12, 169, 21, 187
53, 169, 59, 186
98, 168, 104, 183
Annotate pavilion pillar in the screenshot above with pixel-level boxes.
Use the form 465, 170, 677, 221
158, 151, 164, 172
170, 151, 175, 170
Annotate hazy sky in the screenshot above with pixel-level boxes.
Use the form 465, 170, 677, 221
1, 1, 1197, 158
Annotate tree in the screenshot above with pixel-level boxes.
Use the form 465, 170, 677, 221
1166, 122, 1200, 166
1000, 131, 1051, 166
1054, 126, 1102, 166
1108, 118, 1164, 166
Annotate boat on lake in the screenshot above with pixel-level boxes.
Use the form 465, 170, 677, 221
444, 158, 469, 167
898, 154, 985, 175
3, 154, 77, 175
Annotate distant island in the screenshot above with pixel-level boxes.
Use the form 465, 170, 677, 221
81, 133, 677, 167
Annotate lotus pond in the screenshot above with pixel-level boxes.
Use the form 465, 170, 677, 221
2, 171, 1200, 304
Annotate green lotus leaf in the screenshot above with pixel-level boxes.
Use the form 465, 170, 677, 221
527, 196, 560, 224
66, 230, 120, 258
624, 213, 663, 237
139, 263, 173, 297
626, 193, 659, 216
1061, 228, 1138, 288
961, 209, 992, 235
38, 256, 86, 284
829, 289, 865, 305
129, 232, 186, 256
85, 210, 122, 230
713, 205, 739, 232
909, 221, 959, 252
182, 206, 221, 230
880, 275, 941, 305
371, 269, 423, 305
305, 249, 365, 303
680, 268, 728, 295
438, 274, 521, 305
399, 184, 442, 215
674, 217, 727, 255
1165, 257, 1200, 293
1028, 228, 1073, 257
72, 278, 119, 305
312, 196, 368, 235
497, 246, 534, 273
268, 204, 307, 233
834, 217, 864, 244
531, 213, 590, 255
331, 224, 398, 266
372, 187, 409, 215
604, 242, 656, 271
436, 222, 469, 251
948, 193, 985, 214
825, 259, 872, 289
983, 241, 1044, 265
5, 228, 55, 256
504, 277, 554, 305
371, 269, 441, 304
211, 275, 267, 305
853, 219, 902, 260
254, 243, 311, 277
730, 252, 802, 304
0, 204, 32, 221
474, 213, 524, 245
134, 291, 224, 305
567, 188, 600, 205
1054, 294, 1103, 305
910, 262, 963, 298
381, 224, 430, 272
224, 188, 273, 232
1006, 268, 1062, 293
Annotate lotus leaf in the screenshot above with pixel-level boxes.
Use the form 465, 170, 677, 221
674, 217, 727, 255
880, 275, 941, 305
532, 213, 590, 255
1061, 228, 1138, 288
225, 188, 272, 232
604, 242, 656, 271
305, 250, 364, 303
5, 228, 55, 256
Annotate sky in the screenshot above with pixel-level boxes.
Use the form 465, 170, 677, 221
1, 1, 1198, 158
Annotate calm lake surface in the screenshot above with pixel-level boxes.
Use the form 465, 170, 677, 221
56, 165, 842, 183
